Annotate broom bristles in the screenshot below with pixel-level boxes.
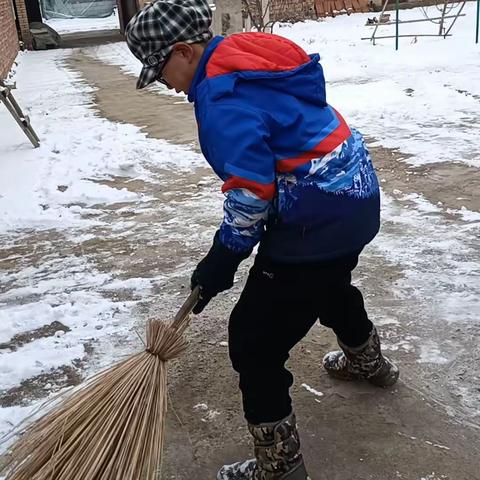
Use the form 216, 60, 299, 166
0, 318, 188, 480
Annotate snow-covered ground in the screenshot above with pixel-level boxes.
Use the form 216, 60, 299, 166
0, 50, 203, 232
0, 2, 479, 463
90, 4, 480, 167
0, 49, 208, 442
45, 11, 119, 34
276, 3, 480, 168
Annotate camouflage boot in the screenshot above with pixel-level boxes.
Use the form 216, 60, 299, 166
216, 412, 310, 480
323, 326, 399, 387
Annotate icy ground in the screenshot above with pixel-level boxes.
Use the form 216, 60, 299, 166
0, 4, 479, 477
0, 49, 220, 441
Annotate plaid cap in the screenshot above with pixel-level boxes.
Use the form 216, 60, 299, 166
125, 0, 213, 89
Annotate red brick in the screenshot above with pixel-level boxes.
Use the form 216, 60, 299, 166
14, 0, 32, 47
0, 0, 19, 79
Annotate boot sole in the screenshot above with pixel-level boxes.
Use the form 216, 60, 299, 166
326, 368, 400, 387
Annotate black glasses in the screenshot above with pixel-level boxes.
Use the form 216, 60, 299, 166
156, 51, 172, 89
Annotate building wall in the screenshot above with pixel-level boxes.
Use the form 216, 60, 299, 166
0, 0, 19, 79
270, 0, 316, 22
213, 0, 243, 35
14, 0, 33, 48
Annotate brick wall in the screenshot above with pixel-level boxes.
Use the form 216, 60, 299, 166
0, 0, 19, 79
14, 0, 33, 48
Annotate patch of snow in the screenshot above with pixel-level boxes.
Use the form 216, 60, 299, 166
0, 337, 85, 390
419, 474, 448, 480
301, 383, 324, 397
383, 340, 415, 353
0, 404, 36, 448
374, 316, 400, 327
0, 48, 204, 234
424, 441, 450, 451
449, 206, 480, 223
0, 46, 210, 446
203, 409, 221, 420
0, 253, 152, 388
193, 403, 220, 421
374, 192, 480, 326
418, 343, 449, 365
399, 193, 442, 214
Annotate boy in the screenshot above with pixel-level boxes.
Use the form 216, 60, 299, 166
126, 1, 399, 478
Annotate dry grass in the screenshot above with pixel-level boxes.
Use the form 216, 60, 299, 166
0, 289, 199, 480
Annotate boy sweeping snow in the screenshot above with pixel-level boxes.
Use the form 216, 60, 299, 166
126, 1, 399, 478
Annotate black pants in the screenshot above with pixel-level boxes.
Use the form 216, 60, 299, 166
228, 252, 373, 425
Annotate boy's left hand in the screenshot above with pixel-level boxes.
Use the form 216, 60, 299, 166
190, 232, 251, 314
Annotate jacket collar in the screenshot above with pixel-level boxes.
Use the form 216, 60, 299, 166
188, 36, 224, 103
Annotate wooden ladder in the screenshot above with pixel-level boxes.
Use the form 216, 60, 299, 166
0, 80, 40, 148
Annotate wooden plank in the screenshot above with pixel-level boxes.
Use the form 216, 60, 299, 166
315, 0, 372, 17
315, 0, 325, 17
323, 0, 331, 16
351, 0, 361, 11
359, 0, 370, 12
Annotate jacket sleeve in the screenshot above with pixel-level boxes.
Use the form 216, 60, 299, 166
203, 103, 276, 254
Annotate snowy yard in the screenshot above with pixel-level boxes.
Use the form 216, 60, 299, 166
279, 5, 480, 168
0, 3, 479, 478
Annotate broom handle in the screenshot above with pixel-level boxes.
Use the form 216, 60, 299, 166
171, 286, 201, 332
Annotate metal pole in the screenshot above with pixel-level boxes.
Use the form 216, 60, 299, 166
366, 14, 466, 27
396, 0, 400, 50
438, 0, 449, 36
476, 0, 479, 43
362, 34, 453, 40
444, 1, 467, 38
371, 0, 389, 45
0, 82, 40, 148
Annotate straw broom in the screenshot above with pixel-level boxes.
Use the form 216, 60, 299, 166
0, 287, 200, 480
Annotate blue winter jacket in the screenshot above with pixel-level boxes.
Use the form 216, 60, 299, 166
188, 33, 380, 262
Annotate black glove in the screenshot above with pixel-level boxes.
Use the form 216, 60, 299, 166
191, 231, 251, 314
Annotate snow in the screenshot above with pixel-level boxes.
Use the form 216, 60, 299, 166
418, 343, 450, 364
90, 5, 480, 162
0, 254, 152, 440
372, 191, 480, 335
45, 11, 120, 34
0, 2, 479, 459
0, 47, 206, 444
0, 49, 203, 233
276, 3, 480, 168
301, 383, 324, 397
193, 402, 221, 421
0, 51, 141, 230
